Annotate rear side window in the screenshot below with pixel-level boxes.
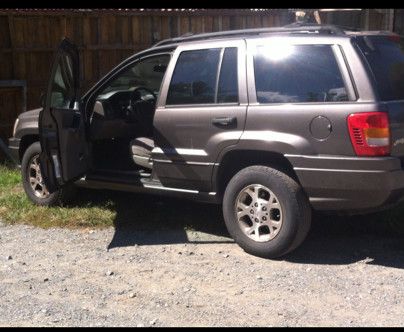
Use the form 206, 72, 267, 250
356, 36, 404, 101
253, 44, 349, 103
218, 48, 238, 103
166, 47, 238, 105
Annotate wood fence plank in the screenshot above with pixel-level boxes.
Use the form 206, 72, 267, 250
191, 16, 204, 34
141, 16, 152, 47
0, 16, 11, 48
160, 16, 170, 39
222, 16, 230, 30
121, 16, 130, 45
179, 16, 190, 35
12, 16, 25, 47
131, 16, 141, 44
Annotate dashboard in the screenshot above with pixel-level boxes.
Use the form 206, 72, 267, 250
89, 89, 157, 141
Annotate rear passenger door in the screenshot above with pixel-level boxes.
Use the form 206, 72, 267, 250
153, 40, 247, 191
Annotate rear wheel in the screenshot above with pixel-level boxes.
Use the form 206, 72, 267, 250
21, 142, 75, 206
223, 165, 311, 258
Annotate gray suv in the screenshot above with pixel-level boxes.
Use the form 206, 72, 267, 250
8, 24, 404, 258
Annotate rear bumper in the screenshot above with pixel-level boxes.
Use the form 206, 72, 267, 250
8, 137, 20, 165
286, 154, 404, 212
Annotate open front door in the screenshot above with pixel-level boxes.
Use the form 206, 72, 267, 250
39, 38, 89, 193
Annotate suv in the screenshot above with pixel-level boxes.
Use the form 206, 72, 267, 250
8, 24, 404, 258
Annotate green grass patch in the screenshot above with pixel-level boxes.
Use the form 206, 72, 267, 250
2, 162, 404, 234
0, 165, 116, 229
0, 164, 21, 189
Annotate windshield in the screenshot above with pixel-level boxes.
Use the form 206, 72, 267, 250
357, 35, 404, 101
100, 54, 171, 96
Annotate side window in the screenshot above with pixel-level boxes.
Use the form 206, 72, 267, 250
254, 44, 349, 103
218, 47, 238, 103
50, 54, 75, 108
166, 48, 221, 105
166, 47, 239, 105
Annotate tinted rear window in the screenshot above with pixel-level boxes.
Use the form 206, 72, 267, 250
253, 44, 349, 103
357, 36, 404, 101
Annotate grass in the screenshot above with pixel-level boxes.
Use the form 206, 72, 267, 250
1, 162, 404, 234
0, 164, 116, 229
0, 163, 226, 238
0, 163, 225, 234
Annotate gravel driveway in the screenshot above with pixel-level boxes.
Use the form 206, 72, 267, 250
1, 193, 404, 327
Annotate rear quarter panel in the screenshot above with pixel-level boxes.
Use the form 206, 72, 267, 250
239, 35, 379, 158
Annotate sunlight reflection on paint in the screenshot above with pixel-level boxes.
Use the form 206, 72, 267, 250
256, 43, 296, 61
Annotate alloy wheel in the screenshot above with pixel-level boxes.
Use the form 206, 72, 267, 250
28, 154, 50, 198
235, 184, 283, 242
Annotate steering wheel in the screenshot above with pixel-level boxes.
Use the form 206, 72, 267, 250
126, 86, 157, 134
130, 86, 156, 103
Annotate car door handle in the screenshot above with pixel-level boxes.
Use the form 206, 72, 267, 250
212, 117, 237, 127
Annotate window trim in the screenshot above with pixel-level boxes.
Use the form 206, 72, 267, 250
353, 40, 381, 101
332, 44, 358, 101
247, 39, 357, 106
164, 101, 240, 109
158, 39, 247, 109
214, 48, 225, 104
216, 47, 240, 104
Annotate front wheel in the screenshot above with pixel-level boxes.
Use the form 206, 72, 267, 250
223, 165, 311, 259
21, 142, 75, 206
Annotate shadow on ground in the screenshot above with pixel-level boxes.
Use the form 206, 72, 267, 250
284, 209, 404, 269
69, 188, 233, 248
70, 188, 404, 268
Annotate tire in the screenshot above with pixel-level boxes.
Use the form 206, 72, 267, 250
223, 165, 311, 259
21, 142, 76, 206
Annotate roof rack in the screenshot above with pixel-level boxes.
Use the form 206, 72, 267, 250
152, 23, 350, 48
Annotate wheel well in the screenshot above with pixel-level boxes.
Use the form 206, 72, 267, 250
19, 135, 39, 162
215, 150, 299, 196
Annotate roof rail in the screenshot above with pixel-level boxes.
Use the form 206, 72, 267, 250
152, 23, 348, 48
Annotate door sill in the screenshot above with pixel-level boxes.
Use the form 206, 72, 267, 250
75, 173, 219, 203
85, 168, 151, 184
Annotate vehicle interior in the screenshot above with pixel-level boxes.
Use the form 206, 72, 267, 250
87, 53, 171, 181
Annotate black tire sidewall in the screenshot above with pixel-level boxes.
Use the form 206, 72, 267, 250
21, 142, 62, 206
223, 166, 308, 258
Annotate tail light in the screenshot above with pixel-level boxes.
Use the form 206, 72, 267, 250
347, 112, 391, 156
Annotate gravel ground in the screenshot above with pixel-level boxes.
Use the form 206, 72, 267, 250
1, 194, 404, 327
